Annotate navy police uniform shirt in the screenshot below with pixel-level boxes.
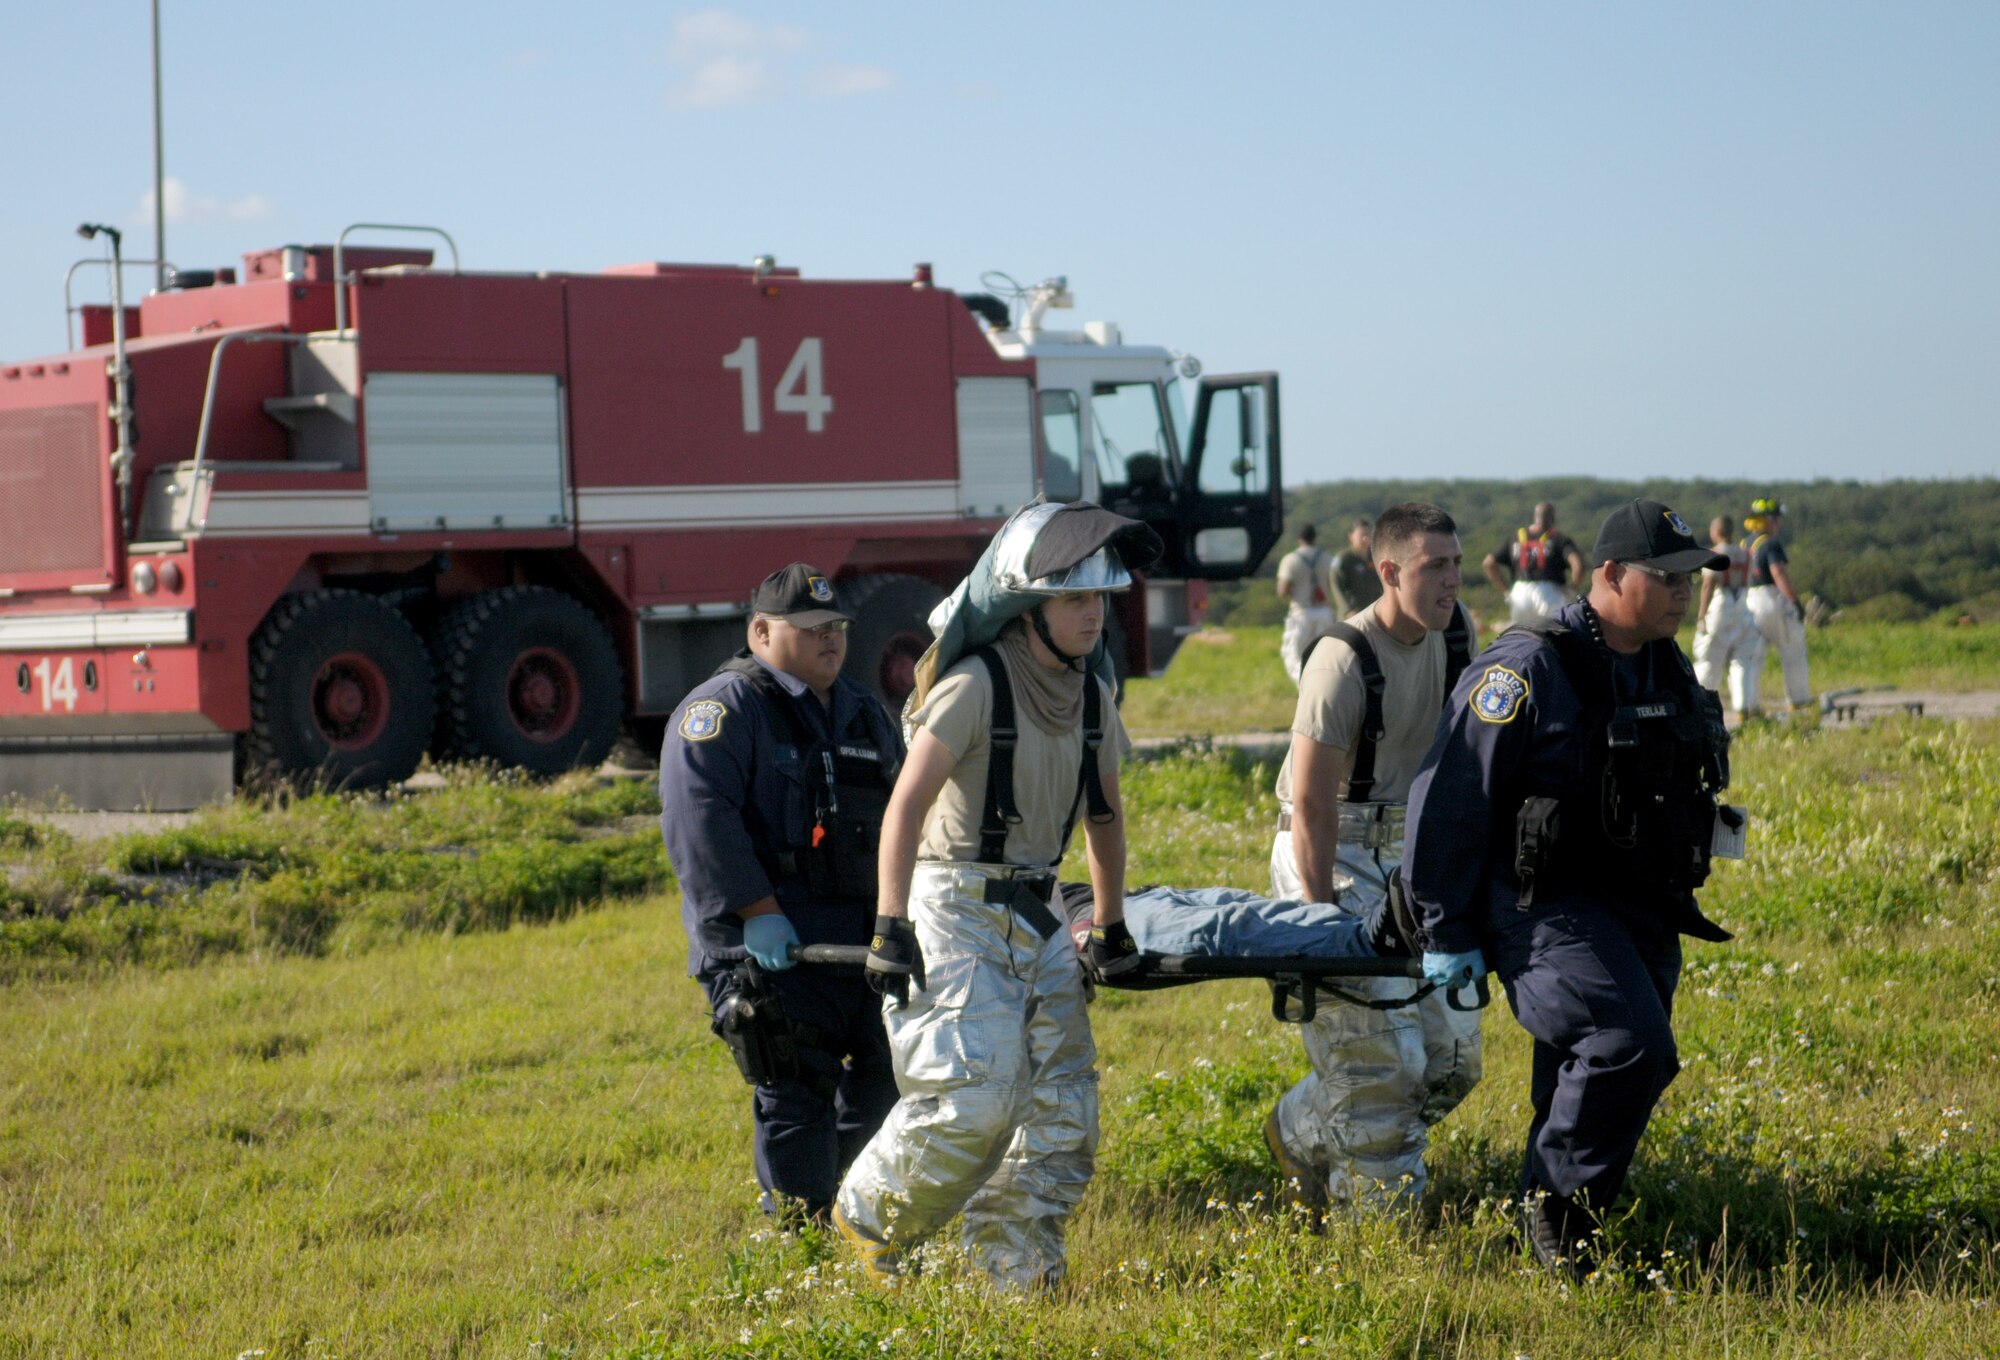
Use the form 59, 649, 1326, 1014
659, 657, 904, 977
1404, 602, 1682, 955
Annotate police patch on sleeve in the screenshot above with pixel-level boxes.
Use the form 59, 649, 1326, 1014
1470, 666, 1529, 724
678, 699, 728, 742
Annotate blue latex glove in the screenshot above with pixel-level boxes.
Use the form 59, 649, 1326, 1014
1422, 948, 1485, 991
743, 913, 801, 971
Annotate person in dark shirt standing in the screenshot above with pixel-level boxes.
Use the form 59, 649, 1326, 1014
1741, 498, 1812, 714
659, 563, 906, 1226
1406, 500, 1740, 1279
1331, 517, 1382, 614
1483, 501, 1587, 626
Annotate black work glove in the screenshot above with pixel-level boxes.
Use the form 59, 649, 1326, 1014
1087, 918, 1145, 979
865, 915, 924, 1009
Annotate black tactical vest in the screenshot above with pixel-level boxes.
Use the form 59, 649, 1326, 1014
717, 652, 898, 903
1512, 612, 1732, 938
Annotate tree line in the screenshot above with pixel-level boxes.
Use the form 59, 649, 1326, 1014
1213, 477, 2000, 627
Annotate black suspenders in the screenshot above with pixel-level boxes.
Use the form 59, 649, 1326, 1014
968, 645, 1112, 867
1305, 606, 1470, 804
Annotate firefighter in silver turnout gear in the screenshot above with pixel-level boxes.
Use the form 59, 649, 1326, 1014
1265, 502, 1484, 1215
833, 501, 1155, 1292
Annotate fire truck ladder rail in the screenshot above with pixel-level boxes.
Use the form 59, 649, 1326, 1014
332, 223, 459, 334
63, 255, 177, 351
185, 332, 340, 533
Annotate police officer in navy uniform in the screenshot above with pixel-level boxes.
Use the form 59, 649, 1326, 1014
1404, 500, 1738, 1279
659, 563, 907, 1225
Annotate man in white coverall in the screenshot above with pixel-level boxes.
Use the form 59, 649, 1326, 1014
1264, 501, 1483, 1215
834, 501, 1148, 1292
1692, 514, 1757, 720
1276, 523, 1337, 684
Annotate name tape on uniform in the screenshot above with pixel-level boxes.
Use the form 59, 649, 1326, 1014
1471, 666, 1530, 724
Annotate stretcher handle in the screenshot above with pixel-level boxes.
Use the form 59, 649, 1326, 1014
1446, 974, 1492, 1012
1144, 955, 1421, 980
790, 944, 871, 967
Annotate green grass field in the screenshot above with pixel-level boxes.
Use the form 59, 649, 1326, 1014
1122, 619, 2000, 739
5, 628, 2000, 1355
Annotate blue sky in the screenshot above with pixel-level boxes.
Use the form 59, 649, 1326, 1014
5, 2, 1995, 485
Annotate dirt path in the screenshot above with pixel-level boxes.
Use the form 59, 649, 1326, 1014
1818, 688, 2000, 723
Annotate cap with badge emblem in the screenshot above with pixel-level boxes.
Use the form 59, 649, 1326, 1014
751, 562, 852, 628
1591, 500, 1730, 573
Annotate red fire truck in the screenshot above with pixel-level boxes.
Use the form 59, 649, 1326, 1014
0, 225, 1281, 809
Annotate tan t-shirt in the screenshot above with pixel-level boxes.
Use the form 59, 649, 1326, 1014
1275, 605, 1448, 806
1275, 546, 1333, 611
913, 654, 1132, 867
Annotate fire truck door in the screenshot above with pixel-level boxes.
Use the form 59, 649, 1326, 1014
362, 373, 569, 532
1158, 372, 1283, 579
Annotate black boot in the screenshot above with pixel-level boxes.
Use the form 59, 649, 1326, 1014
1524, 1189, 1597, 1283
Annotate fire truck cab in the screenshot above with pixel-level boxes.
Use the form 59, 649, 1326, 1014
0, 228, 1283, 809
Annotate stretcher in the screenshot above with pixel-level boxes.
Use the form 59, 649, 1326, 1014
789, 884, 1487, 1023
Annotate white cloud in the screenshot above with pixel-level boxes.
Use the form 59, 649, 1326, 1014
135, 177, 275, 225
806, 64, 898, 98
664, 10, 894, 109
668, 10, 805, 63
671, 55, 778, 109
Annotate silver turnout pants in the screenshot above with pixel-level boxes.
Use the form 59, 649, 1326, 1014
1268, 807, 1482, 1211
1694, 589, 1758, 715
1746, 584, 1812, 710
1282, 604, 1337, 684
1507, 580, 1570, 626
834, 862, 1098, 1290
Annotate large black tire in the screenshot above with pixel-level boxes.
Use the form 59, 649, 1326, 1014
243, 590, 437, 791
433, 586, 625, 775
839, 573, 947, 714
1101, 607, 1131, 703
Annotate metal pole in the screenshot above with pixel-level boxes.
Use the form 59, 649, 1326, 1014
151, 0, 166, 292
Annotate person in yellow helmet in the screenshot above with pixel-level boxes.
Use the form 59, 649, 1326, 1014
1740, 498, 1811, 714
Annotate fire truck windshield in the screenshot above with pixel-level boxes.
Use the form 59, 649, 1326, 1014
1090, 381, 1177, 491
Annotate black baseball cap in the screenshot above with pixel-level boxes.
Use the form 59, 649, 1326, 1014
1592, 500, 1731, 573
751, 563, 851, 627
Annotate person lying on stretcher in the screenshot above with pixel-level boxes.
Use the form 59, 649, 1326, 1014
1054, 880, 1487, 1020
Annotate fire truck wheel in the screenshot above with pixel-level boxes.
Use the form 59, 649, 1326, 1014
1102, 608, 1131, 703
838, 573, 946, 713
244, 590, 438, 791
434, 587, 625, 776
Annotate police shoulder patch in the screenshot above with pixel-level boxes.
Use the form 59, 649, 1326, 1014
1470, 665, 1530, 724
679, 699, 728, 742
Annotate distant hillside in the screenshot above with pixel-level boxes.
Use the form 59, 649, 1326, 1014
1214, 477, 2000, 626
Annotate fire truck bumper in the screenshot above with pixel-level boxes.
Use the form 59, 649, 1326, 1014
0, 732, 235, 811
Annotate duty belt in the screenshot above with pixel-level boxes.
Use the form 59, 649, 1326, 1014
1276, 803, 1406, 850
